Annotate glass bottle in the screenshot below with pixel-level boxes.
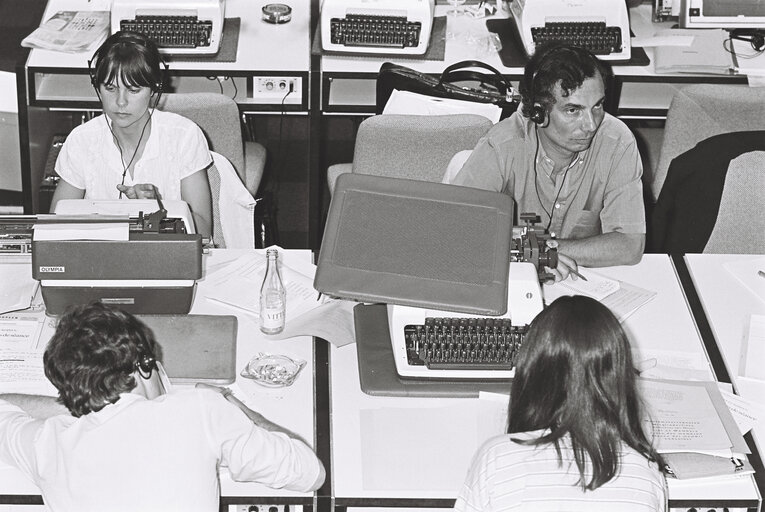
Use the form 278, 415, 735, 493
259, 248, 286, 335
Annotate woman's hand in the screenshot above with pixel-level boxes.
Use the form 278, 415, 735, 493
116, 183, 159, 199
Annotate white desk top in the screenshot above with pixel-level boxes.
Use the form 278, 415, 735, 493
329, 254, 759, 503
685, 253, 765, 465
26, 0, 310, 73
0, 249, 318, 501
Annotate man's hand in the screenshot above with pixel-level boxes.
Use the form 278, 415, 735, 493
544, 253, 582, 283
116, 183, 159, 199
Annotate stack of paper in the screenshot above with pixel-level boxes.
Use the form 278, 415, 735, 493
22, 11, 109, 53
640, 378, 753, 480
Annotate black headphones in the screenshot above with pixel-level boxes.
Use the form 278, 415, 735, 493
729, 29, 765, 52
526, 45, 597, 126
88, 31, 168, 104
135, 339, 157, 379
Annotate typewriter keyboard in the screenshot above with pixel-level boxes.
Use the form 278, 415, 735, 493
120, 16, 214, 49
532, 22, 623, 55
330, 15, 423, 49
404, 317, 527, 371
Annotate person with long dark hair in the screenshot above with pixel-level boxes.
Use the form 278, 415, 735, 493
455, 295, 667, 511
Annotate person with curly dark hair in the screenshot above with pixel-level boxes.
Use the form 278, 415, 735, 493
451, 43, 645, 282
455, 296, 667, 511
0, 302, 324, 511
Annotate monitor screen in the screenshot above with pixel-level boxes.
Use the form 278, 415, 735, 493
681, 0, 765, 28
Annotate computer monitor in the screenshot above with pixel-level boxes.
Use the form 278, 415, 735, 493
680, 0, 765, 29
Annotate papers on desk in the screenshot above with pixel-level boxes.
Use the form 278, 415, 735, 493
203, 248, 356, 347
0, 259, 39, 314
741, 314, 765, 380
0, 309, 58, 396
640, 378, 753, 480
544, 268, 656, 322
653, 29, 733, 75
21, 11, 109, 53
724, 257, 765, 304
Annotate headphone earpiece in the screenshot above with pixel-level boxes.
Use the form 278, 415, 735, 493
530, 102, 546, 125
136, 352, 156, 378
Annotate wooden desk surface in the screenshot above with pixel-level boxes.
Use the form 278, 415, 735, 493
329, 254, 760, 505
0, 249, 319, 503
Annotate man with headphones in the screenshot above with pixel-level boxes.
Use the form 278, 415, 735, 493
0, 303, 325, 510
51, 31, 213, 238
452, 42, 645, 282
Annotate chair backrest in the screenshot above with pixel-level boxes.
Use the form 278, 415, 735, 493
653, 84, 765, 202
157, 92, 246, 184
351, 114, 493, 183
704, 151, 765, 254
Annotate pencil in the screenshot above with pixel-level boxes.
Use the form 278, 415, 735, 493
570, 268, 588, 281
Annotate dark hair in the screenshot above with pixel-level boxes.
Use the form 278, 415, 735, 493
507, 295, 662, 490
43, 302, 159, 417
519, 42, 610, 119
89, 31, 165, 92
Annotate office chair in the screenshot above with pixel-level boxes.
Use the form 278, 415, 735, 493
650, 84, 765, 254
325, 114, 493, 196
157, 92, 266, 197
652, 84, 765, 202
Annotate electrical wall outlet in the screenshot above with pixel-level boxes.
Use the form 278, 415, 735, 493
252, 76, 302, 105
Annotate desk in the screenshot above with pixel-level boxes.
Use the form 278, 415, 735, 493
318, 4, 749, 117
328, 255, 762, 510
683, 253, 765, 499
0, 249, 323, 511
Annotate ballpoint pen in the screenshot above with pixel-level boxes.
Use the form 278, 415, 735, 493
570, 268, 588, 281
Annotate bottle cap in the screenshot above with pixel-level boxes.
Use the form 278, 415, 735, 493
262, 3, 292, 24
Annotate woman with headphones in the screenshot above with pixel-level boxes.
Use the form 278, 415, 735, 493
51, 31, 213, 238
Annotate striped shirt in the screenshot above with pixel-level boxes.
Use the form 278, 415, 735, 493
454, 430, 667, 512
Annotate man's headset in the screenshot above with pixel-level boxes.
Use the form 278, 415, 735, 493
87, 31, 168, 106
526, 45, 598, 126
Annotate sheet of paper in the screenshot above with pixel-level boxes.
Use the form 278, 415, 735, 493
545, 271, 656, 322
383, 89, 502, 123
33, 222, 129, 241
723, 257, 765, 304
0, 263, 39, 315
0, 310, 58, 396
555, 268, 620, 301
742, 314, 765, 380
359, 400, 507, 491
268, 299, 356, 347
204, 251, 319, 320
719, 387, 764, 436
640, 379, 735, 453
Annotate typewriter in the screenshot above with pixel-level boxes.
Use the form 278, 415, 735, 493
11, 198, 205, 315
388, 222, 556, 380
111, 0, 225, 55
510, 0, 631, 61
320, 0, 435, 55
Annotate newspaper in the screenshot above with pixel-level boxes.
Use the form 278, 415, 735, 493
21, 11, 109, 53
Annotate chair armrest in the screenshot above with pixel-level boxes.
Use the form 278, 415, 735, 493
244, 141, 267, 197
327, 163, 352, 196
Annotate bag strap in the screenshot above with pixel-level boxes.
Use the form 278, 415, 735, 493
438, 60, 513, 93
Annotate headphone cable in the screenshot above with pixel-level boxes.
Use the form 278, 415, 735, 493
106, 107, 154, 198
532, 126, 574, 235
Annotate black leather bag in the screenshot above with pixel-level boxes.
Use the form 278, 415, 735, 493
376, 60, 519, 119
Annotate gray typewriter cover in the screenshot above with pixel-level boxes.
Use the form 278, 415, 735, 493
315, 173, 513, 315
